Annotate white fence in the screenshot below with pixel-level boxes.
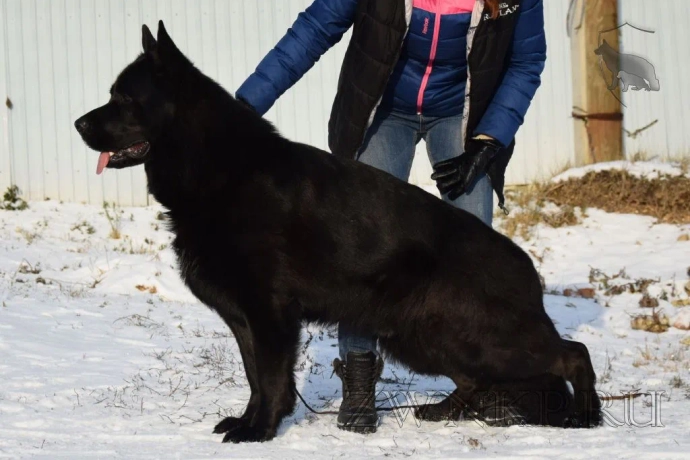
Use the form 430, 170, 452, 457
0, 0, 685, 206
618, 0, 690, 159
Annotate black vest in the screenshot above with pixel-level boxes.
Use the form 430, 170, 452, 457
328, 0, 522, 208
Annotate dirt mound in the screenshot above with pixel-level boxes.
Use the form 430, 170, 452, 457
543, 169, 690, 224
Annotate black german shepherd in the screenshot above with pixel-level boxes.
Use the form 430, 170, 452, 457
74, 21, 601, 442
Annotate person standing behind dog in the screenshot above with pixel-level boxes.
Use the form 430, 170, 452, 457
236, 0, 546, 433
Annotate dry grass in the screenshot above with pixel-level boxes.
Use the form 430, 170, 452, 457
498, 166, 690, 238
497, 184, 583, 239
631, 310, 670, 334
135, 284, 158, 294
588, 267, 658, 297
633, 341, 688, 370
71, 220, 96, 235
103, 202, 122, 239
543, 169, 690, 224
15, 227, 40, 244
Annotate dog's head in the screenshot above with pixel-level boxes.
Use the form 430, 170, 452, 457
594, 39, 612, 56
74, 21, 188, 174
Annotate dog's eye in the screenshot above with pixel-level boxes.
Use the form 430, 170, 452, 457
112, 93, 133, 104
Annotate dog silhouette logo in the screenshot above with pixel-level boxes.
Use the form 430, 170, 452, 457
595, 23, 660, 106
595, 39, 660, 92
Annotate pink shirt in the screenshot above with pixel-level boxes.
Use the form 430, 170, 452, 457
414, 0, 476, 14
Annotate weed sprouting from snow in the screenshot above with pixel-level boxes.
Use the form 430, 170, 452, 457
110, 235, 164, 255
464, 437, 485, 450
15, 227, 40, 244
115, 314, 163, 330
0, 185, 29, 211
633, 343, 656, 367
71, 220, 96, 235
596, 271, 657, 297
599, 353, 614, 384
670, 375, 685, 389
18, 261, 41, 275
103, 202, 122, 239
633, 341, 688, 371
585, 267, 689, 312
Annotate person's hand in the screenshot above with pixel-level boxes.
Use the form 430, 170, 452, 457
431, 136, 503, 200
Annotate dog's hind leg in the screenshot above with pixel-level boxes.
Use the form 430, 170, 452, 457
213, 308, 261, 437
221, 316, 301, 443
550, 340, 602, 428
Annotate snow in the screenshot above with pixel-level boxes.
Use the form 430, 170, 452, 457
1, 181, 689, 458
551, 159, 690, 182
673, 309, 690, 331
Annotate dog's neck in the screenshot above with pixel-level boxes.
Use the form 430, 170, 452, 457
145, 74, 280, 214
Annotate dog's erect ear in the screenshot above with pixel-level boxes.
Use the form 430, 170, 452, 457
142, 24, 157, 54
156, 20, 185, 66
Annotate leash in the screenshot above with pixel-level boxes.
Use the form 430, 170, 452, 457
293, 386, 338, 415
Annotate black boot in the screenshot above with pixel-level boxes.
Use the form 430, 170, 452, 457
332, 351, 383, 433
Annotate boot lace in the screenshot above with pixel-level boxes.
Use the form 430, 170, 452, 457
333, 357, 382, 410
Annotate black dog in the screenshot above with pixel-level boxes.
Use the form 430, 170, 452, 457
74, 21, 601, 442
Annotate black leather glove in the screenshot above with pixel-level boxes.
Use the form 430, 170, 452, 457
431, 137, 503, 201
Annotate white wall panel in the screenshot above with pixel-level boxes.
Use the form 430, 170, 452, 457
619, 0, 690, 159
0, 0, 12, 191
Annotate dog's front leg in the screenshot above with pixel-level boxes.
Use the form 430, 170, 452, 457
213, 309, 261, 437
221, 317, 301, 443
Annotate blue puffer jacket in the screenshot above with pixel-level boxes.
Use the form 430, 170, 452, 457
380, 0, 474, 117
236, 0, 546, 147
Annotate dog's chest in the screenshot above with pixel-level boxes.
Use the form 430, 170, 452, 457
167, 217, 281, 308
170, 241, 242, 311
165, 219, 240, 301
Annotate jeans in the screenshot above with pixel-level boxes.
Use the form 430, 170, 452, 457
338, 110, 494, 360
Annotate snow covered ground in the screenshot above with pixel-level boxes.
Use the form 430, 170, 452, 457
1, 162, 689, 459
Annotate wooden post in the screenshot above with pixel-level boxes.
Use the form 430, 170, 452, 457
570, 0, 623, 165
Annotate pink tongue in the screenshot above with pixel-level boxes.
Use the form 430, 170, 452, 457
96, 152, 110, 175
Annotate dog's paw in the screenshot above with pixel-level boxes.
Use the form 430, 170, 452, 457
563, 410, 602, 429
414, 401, 462, 422
565, 393, 602, 428
414, 404, 446, 422
221, 425, 275, 443
213, 416, 248, 434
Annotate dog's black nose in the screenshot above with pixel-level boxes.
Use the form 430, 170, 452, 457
74, 117, 90, 134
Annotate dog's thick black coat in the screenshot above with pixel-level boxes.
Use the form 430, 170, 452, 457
75, 22, 602, 442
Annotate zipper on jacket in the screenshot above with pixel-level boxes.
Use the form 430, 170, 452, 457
416, 12, 442, 115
